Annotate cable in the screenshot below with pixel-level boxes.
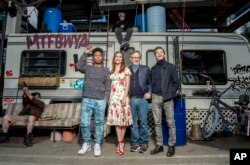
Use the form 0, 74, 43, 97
57, 0, 62, 8
13, 0, 47, 7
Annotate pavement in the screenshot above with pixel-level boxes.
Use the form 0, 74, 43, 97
0, 132, 249, 165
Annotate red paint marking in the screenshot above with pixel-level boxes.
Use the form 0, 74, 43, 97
6, 70, 13, 77
69, 63, 76, 67
3, 98, 15, 105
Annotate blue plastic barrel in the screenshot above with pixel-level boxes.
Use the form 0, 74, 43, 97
43, 8, 62, 32
162, 98, 187, 146
147, 6, 166, 32
135, 13, 147, 32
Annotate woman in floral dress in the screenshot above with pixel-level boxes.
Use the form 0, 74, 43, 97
107, 51, 132, 155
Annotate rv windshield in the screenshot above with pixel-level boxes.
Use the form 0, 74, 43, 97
181, 50, 227, 85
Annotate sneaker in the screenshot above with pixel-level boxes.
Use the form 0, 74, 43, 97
94, 143, 101, 157
130, 144, 140, 152
139, 144, 148, 153
78, 143, 91, 155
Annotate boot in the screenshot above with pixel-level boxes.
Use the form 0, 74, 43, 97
166, 146, 175, 157
150, 145, 164, 155
24, 133, 33, 147
0, 132, 9, 143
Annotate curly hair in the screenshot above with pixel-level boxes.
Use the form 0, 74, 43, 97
92, 47, 104, 56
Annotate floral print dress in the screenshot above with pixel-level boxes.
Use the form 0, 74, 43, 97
107, 67, 133, 126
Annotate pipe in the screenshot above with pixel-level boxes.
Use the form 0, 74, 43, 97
230, 2, 250, 22
142, 3, 145, 32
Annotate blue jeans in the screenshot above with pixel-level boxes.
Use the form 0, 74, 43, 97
130, 98, 149, 145
80, 98, 106, 144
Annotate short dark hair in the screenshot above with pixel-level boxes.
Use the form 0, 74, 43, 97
154, 46, 165, 55
92, 47, 103, 56
31, 92, 41, 99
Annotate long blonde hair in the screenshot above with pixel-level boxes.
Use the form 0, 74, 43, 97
110, 51, 125, 74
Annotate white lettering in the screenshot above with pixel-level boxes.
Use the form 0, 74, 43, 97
234, 153, 247, 160
241, 153, 247, 159
234, 153, 241, 160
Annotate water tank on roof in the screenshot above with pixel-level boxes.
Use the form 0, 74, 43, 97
147, 6, 166, 32
135, 13, 147, 32
43, 8, 62, 32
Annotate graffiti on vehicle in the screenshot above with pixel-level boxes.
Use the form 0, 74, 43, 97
230, 64, 250, 75
69, 63, 76, 68
26, 34, 89, 49
3, 98, 15, 105
229, 64, 250, 88
70, 78, 85, 90
228, 75, 250, 88
5, 70, 13, 77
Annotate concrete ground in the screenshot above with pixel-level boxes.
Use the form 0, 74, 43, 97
0, 132, 249, 165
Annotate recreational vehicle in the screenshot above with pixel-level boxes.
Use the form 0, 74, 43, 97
2, 32, 250, 132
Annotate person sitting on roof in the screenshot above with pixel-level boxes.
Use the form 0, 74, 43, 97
111, 12, 134, 51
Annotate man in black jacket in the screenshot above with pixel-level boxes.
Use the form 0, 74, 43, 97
150, 46, 180, 157
112, 12, 133, 51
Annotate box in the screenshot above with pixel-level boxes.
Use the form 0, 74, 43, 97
59, 23, 76, 32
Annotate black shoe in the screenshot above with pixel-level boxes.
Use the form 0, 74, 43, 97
24, 133, 33, 147
123, 43, 129, 51
150, 145, 164, 155
130, 144, 140, 152
0, 133, 9, 143
120, 42, 129, 51
139, 144, 148, 153
166, 146, 175, 157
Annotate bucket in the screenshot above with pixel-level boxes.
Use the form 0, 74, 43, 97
62, 130, 76, 142
147, 6, 166, 32
162, 98, 187, 146
43, 8, 62, 32
50, 131, 62, 142
135, 13, 147, 32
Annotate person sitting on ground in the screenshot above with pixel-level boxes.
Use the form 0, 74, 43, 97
0, 86, 45, 147
111, 12, 134, 51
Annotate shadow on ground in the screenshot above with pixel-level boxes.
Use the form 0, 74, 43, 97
187, 135, 250, 151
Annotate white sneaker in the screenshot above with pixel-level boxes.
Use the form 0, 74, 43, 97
94, 143, 101, 157
78, 143, 91, 155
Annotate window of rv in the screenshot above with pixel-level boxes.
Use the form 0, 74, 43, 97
20, 50, 66, 76
181, 50, 227, 85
